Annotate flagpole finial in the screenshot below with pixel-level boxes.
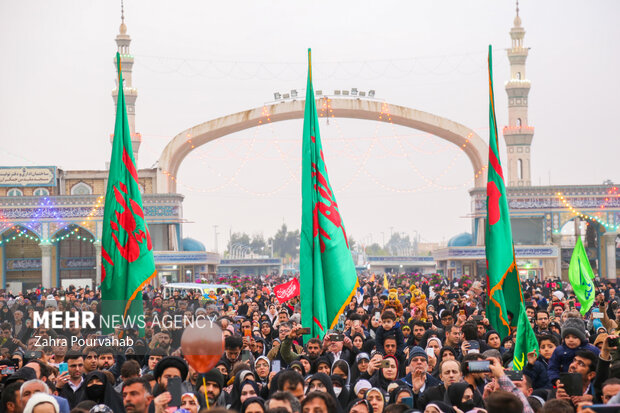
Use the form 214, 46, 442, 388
308, 48, 312, 81
516, 0, 519, 17
119, 0, 127, 34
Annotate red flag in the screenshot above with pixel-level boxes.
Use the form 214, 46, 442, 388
273, 278, 300, 304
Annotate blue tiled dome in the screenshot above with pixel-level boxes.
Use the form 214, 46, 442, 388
182, 237, 206, 252
447, 232, 473, 247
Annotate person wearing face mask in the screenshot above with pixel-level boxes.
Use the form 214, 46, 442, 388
330, 374, 350, 410
77, 371, 124, 412
444, 382, 483, 412
331, 360, 351, 394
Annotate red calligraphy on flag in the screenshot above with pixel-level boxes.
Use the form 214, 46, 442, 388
311, 151, 349, 253
273, 278, 301, 304
108, 182, 153, 263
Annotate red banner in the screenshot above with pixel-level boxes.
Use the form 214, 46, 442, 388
273, 278, 300, 304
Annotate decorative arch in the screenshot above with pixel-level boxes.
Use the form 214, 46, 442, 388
7, 188, 23, 197
50, 223, 97, 240
0, 224, 42, 240
157, 98, 488, 193
71, 182, 93, 195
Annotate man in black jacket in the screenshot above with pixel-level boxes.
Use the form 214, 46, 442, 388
323, 331, 354, 366
56, 351, 85, 408
417, 359, 462, 410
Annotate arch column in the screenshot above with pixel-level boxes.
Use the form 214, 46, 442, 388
94, 241, 102, 287
551, 233, 563, 281
39, 242, 53, 289
603, 232, 618, 281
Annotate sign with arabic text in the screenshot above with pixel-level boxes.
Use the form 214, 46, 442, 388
273, 278, 300, 304
6, 258, 42, 271
0, 166, 56, 187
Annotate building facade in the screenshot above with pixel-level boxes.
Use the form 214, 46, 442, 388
0, 19, 219, 293
434, 8, 619, 282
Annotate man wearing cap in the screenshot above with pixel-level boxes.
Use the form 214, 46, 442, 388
148, 356, 191, 413
152, 356, 188, 394
399, 346, 441, 408
199, 368, 227, 407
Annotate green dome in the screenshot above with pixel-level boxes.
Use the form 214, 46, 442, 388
447, 232, 473, 247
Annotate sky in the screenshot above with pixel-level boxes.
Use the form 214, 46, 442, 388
1, 1, 619, 253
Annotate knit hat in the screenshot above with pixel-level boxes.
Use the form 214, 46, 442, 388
408, 346, 428, 363
200, 368, 225, 389
561, 317, 586, 343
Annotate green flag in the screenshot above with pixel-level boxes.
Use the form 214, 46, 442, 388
101, 52, 157, 334
569, 237, 595, 315
484, 45, 524, 339
300, 49, 359, 339
512, 303, 539, 371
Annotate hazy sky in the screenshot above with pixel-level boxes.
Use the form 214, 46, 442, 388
1, 1, 619, 253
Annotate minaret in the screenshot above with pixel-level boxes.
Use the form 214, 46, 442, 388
503, 1, 534, 187
111, 2, 141, 166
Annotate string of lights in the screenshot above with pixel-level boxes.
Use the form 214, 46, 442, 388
556, 192, 618, 231
161, 107, 265, 193
151, 97, 488, 195
0, 229, 40, 245
135, 48, 506, 82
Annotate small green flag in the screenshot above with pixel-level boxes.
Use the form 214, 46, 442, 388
485, 45, 524, 339
300, 49, 359, 339
101, 52, 157, 334
569, 237, 595, 315
512, 303, 539, 371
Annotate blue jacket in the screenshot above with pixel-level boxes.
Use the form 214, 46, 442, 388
523, 358, 552, 389
548, 341, 600, 383
375, 325, 406, 354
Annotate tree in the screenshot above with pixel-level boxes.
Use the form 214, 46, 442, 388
366, 243, 388, 256
385, 233, 413, 256
270, 224, 301, 259
250, 233, 267, 256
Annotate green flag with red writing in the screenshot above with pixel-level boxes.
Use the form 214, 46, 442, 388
485, 45, 526, 338
300, 49, 359, 339
100, 52, 156, 334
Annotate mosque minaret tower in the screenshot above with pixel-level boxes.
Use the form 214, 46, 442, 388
111, 2, 141, 166
503, 1, 534, 187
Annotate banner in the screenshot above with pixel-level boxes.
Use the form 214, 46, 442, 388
273, 278, 301, 304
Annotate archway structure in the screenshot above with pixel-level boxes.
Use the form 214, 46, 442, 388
157, 98, 488, 193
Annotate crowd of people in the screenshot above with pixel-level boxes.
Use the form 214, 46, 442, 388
0, 273, 619, 413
